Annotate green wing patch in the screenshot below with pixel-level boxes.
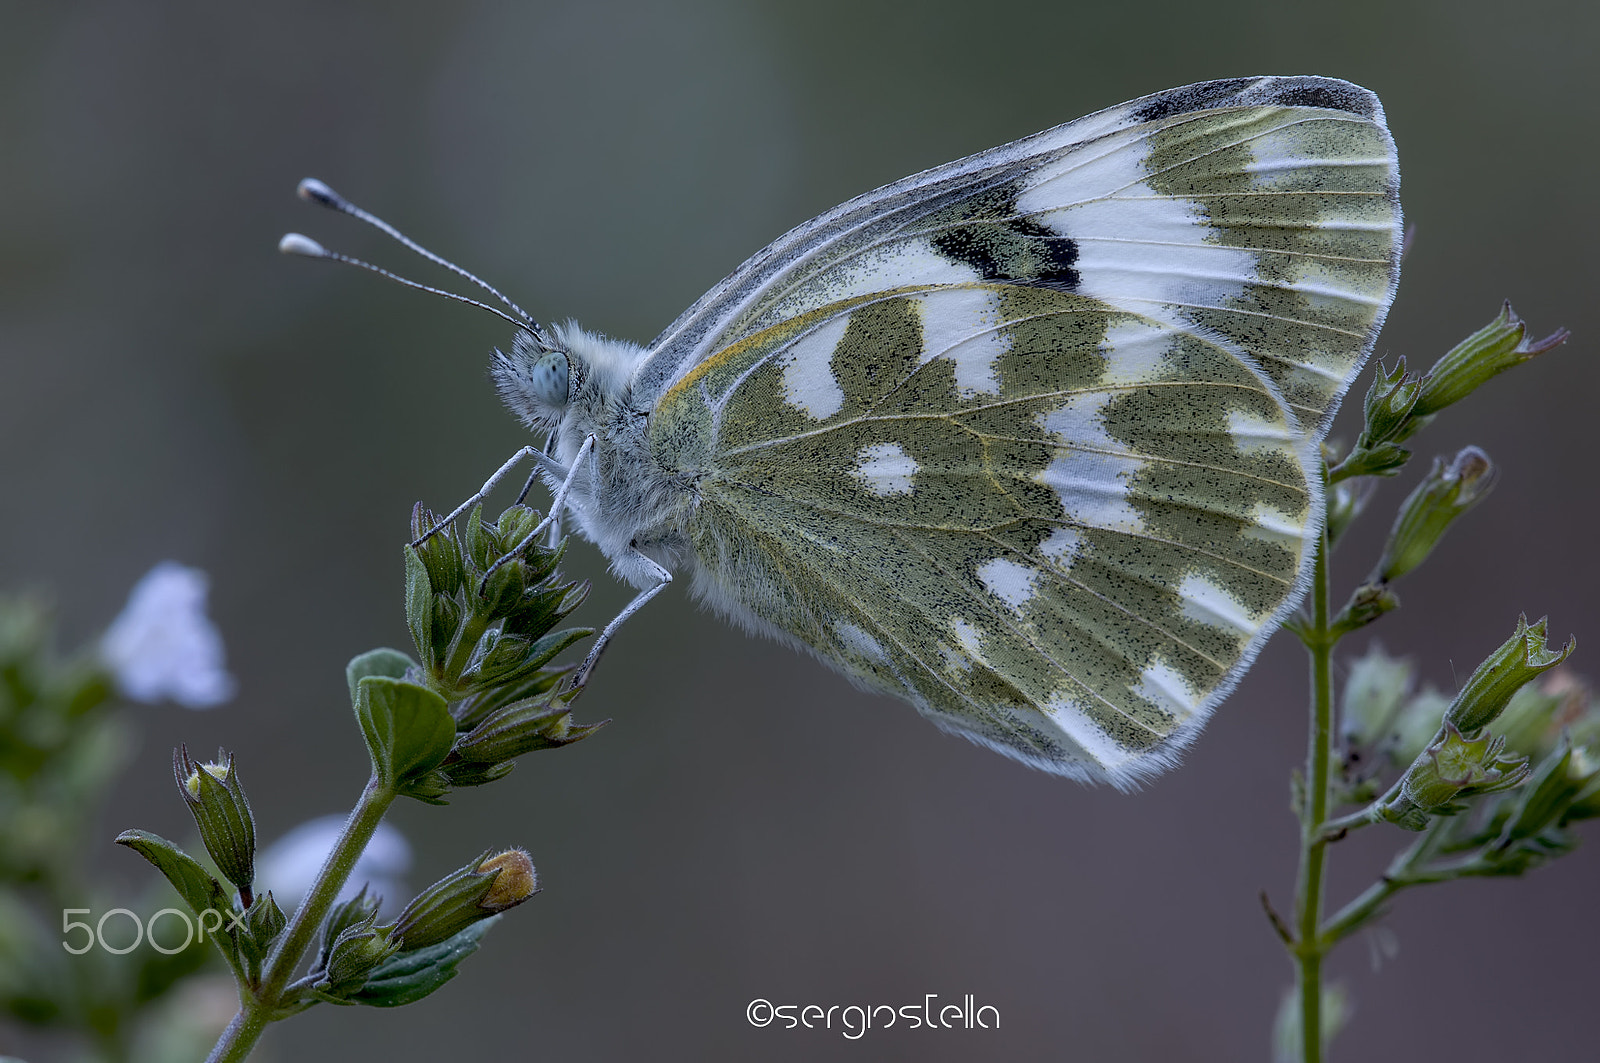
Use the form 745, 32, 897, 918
653, 283, 1313, 783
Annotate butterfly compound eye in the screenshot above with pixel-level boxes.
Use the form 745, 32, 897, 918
531, 351, 570, 408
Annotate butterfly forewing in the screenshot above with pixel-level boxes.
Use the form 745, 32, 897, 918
641, 77, 1400, 782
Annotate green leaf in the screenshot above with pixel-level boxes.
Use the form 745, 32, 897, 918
115, 829, 241, 970
354, 676, 455, 790
347, 917, 498, 1007
346, 648, 420, 706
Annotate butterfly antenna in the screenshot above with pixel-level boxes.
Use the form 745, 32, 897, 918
287, 177, 553, 346
278, 232, 535, 333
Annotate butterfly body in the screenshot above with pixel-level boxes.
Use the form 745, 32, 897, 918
489, 76, 1402, 785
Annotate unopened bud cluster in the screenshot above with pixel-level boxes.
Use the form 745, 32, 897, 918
379, 503, 602, 799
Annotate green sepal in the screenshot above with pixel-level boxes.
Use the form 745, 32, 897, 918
1328, 441, 1410, 483
353, 676, 455, 792
450, 693, 605, 768
346, 918, 498, 1007
247, 890, 286, 954
397, 768, 455, 805
346, 648, 419, 706
1372, 447, 1497, 583
409, 502, 466, 598
315, 916, 398, 1001
1358, 358, 1423, 448
1329, 583, 1400, 639
114, 829, 242, 972
1495, 739, 1583, 847
317, 886, 383, 972
404, 545, 436, 668
1412, 302, 1569, 418
463, 628, 594, 691
1445, 615, 1575, 733
173, 746, 256, 897
437, 759, 517, 787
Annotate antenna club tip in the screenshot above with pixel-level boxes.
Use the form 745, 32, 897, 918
296, 177, 342, 207
278, 232, 327, 257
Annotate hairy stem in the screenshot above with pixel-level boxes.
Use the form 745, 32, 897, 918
1294, 511, 1335, 1063
206, 774, 397, 1063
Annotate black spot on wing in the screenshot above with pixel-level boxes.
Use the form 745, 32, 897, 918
1270, 81, 1376, 117
1131, 78, 1256, 121
929, 210, 1081, 292
1130, 76, 1378, 123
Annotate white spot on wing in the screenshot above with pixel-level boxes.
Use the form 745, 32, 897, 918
1245, 502, 1305, 544
780, 313, 851, 420
1177, 572, 1258, 635
1036, 393, 1146, 533
1227, 409, 1295, 456
950, 617, 987, 663
914, 287, 1009, 397
1136, 659, 1199, 719
1016, 132, 1257, 318
851, 442, 918, 496
1044, 694, 1134, 769
834, 621, 889, 663
1039, 527, 1084, 566
1099, 318, 1175, 386
976, 557, 1039, 613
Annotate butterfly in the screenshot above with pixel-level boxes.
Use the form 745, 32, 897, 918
286, 76, 1401, 786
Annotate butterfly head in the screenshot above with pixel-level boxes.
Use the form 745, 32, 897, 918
491, 323, 643, 433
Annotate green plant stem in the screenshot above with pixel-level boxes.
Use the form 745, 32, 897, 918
206, 774, 397, 1063
1294, 514, 1336, 1063
1318, 818, 1449, 943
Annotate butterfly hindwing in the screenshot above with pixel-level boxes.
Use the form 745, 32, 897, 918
641, 76, 1400, 783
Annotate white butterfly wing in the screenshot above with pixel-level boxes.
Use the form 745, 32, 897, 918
641, 76, 1400, 783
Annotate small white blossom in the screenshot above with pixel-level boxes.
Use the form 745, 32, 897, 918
100, 561, 235, 708
257, 814, 412, 916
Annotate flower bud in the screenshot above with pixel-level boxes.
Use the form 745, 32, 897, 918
1359, 358, 1423, 446
321, 919, 397, 996
1373, 447, 1496, 582
1413, 302, 1568, 417
387, 848, 539, 952
1384, 722, 1530, 826
1338, 645, 1413, 749
449, 695, 603, 771
173, 745, 256, 900
1496, 738, 1584, 845
409, 503, 467, 599
1445, 615, 1575, 734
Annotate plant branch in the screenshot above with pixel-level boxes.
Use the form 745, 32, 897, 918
206, 773, 397, 1063
1293, 496, 1336, 1063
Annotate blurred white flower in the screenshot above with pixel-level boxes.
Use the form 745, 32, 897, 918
256, 814, 412, 916
100, 561, 235, 708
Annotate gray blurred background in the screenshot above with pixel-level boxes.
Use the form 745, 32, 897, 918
3, 1, 1597, 1059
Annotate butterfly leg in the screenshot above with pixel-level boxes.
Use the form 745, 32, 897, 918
480, 434, 595, 590
413, 444, 569, 547
514, 429, 566, 548
571, 549, 672, 690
